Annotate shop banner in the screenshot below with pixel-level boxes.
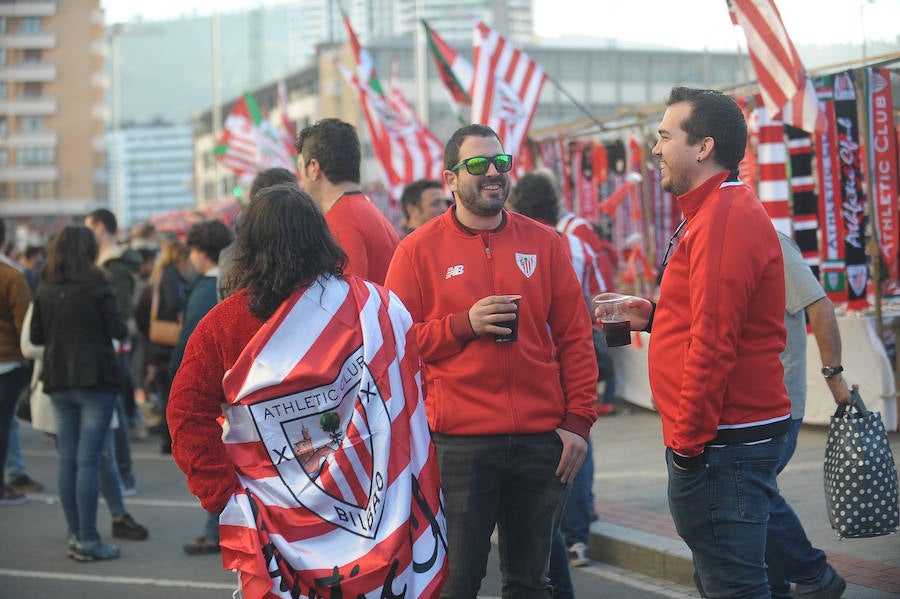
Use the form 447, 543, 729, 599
867, 67, 899, 281
814, 76, 845, 300
833, 70, 868, 309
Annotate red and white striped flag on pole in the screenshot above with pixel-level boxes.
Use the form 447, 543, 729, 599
728, 0, 824, 134
471, 21, 546, 158
218, 274, 447, 599
337, 12, 444, 200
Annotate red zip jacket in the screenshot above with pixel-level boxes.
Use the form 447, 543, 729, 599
385, 208, 597, 440
649, 172, 791, 457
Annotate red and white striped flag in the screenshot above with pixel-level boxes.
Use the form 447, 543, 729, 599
336, 14, 444, 200
471, 21, 546, 157
218, 274, 447, 599
728, 0, 824, 134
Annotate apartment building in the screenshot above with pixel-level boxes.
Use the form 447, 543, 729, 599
0, 0, 106, 235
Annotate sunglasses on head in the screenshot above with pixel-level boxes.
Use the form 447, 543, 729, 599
450, 154, 513, 176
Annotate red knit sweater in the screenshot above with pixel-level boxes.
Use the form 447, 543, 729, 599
168, 291, 263, 512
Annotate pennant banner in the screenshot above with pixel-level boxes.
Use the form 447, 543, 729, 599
218, 275, 447, 599
833, 71, 868, 309
867, 67, 899, 281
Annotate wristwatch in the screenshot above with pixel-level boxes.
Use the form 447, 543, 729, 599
821, 365, 843, 378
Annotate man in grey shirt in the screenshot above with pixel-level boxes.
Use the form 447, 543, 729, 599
768, 232, 851, 599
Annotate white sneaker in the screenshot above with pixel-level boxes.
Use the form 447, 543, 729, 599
567, 541, 589, 567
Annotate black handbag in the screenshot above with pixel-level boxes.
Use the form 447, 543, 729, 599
823, 388, 899, 539
15, 384, 31, 422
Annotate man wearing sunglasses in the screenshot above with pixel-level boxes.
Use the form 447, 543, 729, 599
295, 118, 399, 285
385, 124, 597, 598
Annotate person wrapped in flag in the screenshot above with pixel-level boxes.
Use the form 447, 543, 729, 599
168, 184, 447, 599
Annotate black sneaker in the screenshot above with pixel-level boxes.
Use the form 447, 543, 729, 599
112, 513, 149, 541
796, 564, 846, 599
7, 474, 43, 493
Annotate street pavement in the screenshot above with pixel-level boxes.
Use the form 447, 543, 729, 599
2, 401, 898, 598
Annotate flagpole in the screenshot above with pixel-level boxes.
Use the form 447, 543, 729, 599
545, 74, 606, 132
414, 0, 429, 125
211, 4, 222, 206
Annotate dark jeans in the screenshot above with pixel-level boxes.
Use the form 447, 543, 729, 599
433, 431, 569, 599
667, 435, 785, 599
766, 419, 827, 597
0, 366, 27, 484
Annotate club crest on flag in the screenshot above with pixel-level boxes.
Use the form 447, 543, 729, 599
515, 253, 537, 278
247, 346, 392, 539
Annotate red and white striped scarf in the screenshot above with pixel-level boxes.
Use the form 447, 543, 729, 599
219, 275, 447, 599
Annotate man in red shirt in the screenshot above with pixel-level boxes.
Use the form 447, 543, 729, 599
598, 88, 791, 598
295, 118, 399, 285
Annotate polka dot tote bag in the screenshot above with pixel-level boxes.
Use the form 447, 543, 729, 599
824, 389, 899, 539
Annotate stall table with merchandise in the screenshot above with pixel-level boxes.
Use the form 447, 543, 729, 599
611, 312, 898, 431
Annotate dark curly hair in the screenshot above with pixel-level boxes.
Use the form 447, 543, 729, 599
224, 184, 347, 320
185, 220, 234, 264
508, 173, 560, 225
295, 118, 360, 185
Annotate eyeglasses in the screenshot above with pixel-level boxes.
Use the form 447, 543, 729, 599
450, 154, 513, 176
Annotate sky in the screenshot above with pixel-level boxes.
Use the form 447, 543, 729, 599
101, 0, 900, 57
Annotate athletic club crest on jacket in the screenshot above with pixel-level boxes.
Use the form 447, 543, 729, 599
219, 274, 447, 599
515, 252, 537, 278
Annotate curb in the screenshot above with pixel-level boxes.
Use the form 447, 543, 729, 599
589, 521, 694, 588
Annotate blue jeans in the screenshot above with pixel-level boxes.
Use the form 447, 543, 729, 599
433, 432, 569, 599
0, 366, 27, 485
548, 530, 573, 599
203, 509, 221, 542
666, 435, 785, 599
52, 388, 117, 542
6, 414, 26, 478
766, 419, 827, 597
561, 437, 593, 546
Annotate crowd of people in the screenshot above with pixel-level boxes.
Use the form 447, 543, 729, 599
0, 87, 852, 599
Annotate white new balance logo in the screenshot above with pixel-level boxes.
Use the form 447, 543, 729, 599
445, 265, 464, 279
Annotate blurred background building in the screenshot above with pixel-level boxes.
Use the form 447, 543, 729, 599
0, 0, 106, 239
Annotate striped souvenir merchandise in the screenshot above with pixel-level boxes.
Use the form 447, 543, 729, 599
219, 275, 447, 599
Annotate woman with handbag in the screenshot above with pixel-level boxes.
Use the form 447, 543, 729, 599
30, 226, 128, 561
146, 238, 188, 455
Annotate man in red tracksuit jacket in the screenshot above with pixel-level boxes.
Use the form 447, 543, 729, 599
385, 124, 597, 598
599, 88, 792, 599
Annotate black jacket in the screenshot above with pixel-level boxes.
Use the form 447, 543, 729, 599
31, 275, 128, 393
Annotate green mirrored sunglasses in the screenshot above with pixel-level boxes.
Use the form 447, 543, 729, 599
450, 154, 513, 175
